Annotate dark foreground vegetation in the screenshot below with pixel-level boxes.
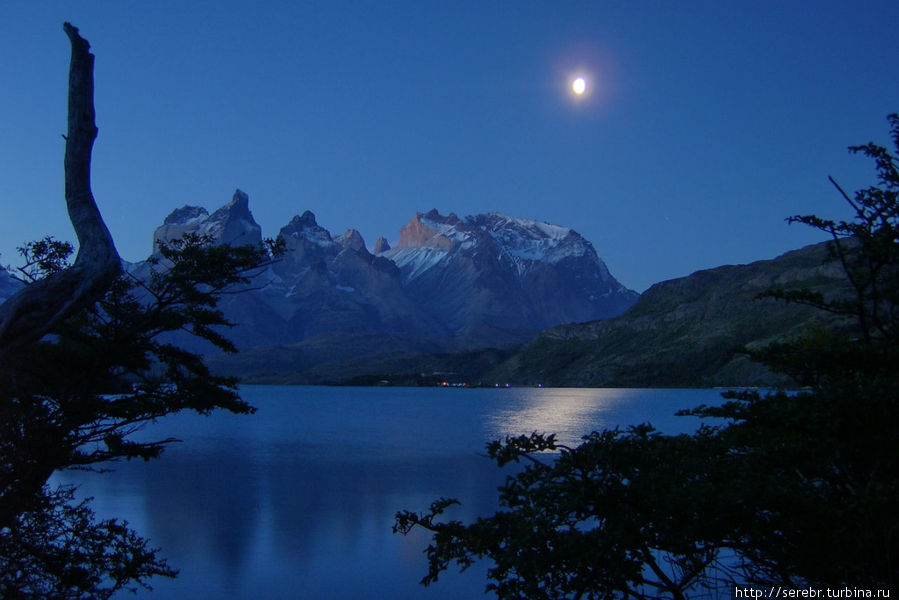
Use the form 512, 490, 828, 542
0, 25, 280, 598
395, 114, 899, 598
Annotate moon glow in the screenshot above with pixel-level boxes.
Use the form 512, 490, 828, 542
572, 77, 587, 95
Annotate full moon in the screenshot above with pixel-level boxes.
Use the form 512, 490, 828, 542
572, 77, 587, 95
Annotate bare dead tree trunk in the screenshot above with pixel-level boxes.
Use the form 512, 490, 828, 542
0, 23, 120, 363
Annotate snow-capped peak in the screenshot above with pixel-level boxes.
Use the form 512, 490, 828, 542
382, 209, 605, 286
469, 212, 590, 264
153, 189, 262, 251
395, 209, 593, 265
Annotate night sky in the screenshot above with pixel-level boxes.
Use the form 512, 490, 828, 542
2, 1, 898, 292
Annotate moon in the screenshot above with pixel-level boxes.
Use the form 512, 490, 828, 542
572, 76, 587, 95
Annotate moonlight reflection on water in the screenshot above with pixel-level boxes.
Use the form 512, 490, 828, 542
490, 387, 634, 447
52, 385, 725, 599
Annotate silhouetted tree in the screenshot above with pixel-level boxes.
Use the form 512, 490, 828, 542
684, 113, 899, 588
395, 114, 899, 597
0, 24, 282, 598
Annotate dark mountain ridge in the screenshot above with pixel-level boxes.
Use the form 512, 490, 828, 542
486, 241, 852, 388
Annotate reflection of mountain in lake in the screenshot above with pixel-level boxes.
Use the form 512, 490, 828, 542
62, 437, 502, 599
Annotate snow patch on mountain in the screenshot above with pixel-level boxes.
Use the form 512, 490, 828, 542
472, 213, 590, 264
280, 210, 336, 248
382, 246, 450, 281
395, 209, 596, 265
383, 209, 614, 284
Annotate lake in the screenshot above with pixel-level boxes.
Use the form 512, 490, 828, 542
53, 385, 728, 599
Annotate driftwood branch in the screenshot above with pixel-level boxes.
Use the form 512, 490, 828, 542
0, 23, 120, 362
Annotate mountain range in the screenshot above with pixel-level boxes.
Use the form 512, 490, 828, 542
149, 190, 638, 360
1, 190, 851, 388
214, 238, 851, 386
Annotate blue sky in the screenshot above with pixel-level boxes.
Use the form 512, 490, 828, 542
2, 1, 897, 292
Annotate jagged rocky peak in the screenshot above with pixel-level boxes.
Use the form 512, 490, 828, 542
289, 210, 319, 229
373, 237, 391, 254
211, 189, 263, 247
215, 189, 252, 221
153, 189, 262, 251
397, 209, 463, 250
279, 210, 335, 248
335, 229, 366, 253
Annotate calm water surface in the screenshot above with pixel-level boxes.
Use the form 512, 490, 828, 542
54, 386, 727, 599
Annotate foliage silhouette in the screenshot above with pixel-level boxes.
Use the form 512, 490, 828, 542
0, 24, 283, 598
1, 234, 282, 598
395, 114, 899, 598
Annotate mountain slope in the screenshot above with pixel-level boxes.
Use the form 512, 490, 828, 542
487, 241, 853, 387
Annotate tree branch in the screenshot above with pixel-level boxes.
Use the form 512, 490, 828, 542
0, 23, 120, 363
